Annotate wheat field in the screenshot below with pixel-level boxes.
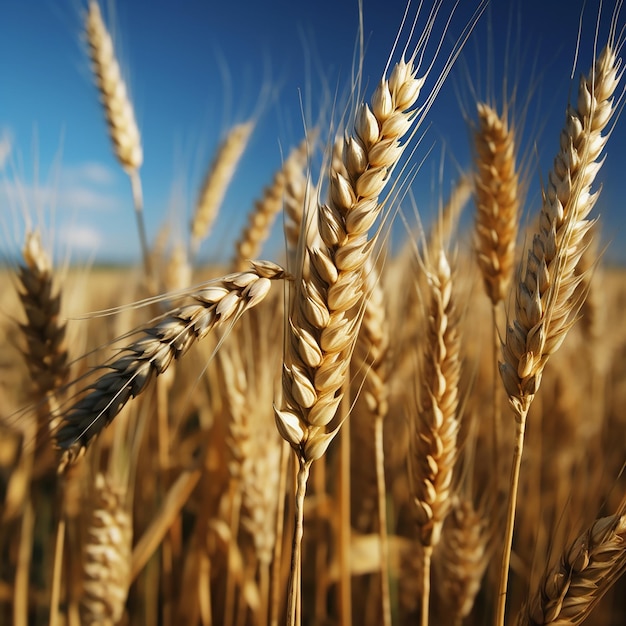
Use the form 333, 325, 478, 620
1, 1, 626, 625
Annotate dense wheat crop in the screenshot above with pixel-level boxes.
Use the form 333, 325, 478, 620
1, 1, 626, 625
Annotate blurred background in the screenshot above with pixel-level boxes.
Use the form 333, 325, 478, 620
1, 0, 624, 265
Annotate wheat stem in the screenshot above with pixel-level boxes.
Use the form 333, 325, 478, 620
287, 459, 310, 626
48, 511, 65, 626
129, 168, 153, 285
495, 416, 526, 626
338, 390, 352, 626
421, 545, 433, 626
375, 415, 392, 626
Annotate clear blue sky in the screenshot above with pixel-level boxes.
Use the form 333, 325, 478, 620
1, 0, 625, 265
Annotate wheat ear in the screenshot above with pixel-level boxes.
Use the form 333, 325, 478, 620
17, 231, 71, 625
496, 43, 622, 626
86, 1, 151, 279
80, 473, 132, 626
232, 136, 310, 271
521, 512, 626, 625
56, 261, 288, 468
435, 496, 490, 624
190, 121, 254, 257
275, 53, 426, 626
472, 100, 520, 481
473, 102, 520, 306
409, 248, 461, 626
18, 231, 69, 403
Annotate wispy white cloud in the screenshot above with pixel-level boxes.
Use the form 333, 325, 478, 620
61, 161, 117, 187
0, 130, 12, 170
57, 223, 103, 253
0, 160, 124, 216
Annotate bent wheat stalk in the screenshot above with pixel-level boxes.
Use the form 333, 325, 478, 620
496, 42, 622, 626
56, 261, 288, 468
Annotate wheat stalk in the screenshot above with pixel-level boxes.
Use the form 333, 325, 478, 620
56, 261, 288, 468
496, 42, 622, 626
351, 257, 392, 626
275, 52, 427, 626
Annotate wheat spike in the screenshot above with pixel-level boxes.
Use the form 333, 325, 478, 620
496, 42, 622, 626
522, 513, 626, 625
435, 496, 490, 621
80, 473, 132, 626
410, 248, 461, 548
500, 45, 621, 418
56, 261, 288, 467
86, 0, 142, 172
473, 102, 520, 305
191, 121, 254, 256
17, 231, 69, 399
276, 55, 426, 465
233, 136, 311, 272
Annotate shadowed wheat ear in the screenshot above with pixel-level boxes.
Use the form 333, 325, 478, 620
86, 0, 151, 280
473, 102, 519, 306
472, 100, 520, 480
520, 511, 626, 625
496, 40, 623, 626
191, 121, 255, 258
55, 261, 288, 469
80, 473, 132, 626
435, 496, 490, 624
409, 247, 461, 626
18, 231, 69, 403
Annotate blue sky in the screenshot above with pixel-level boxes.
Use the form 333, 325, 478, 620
1, 0, 625, 265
